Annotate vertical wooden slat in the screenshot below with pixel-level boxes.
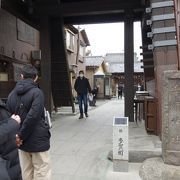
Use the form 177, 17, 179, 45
40, 16, 52, 112
50, 17, 75, 112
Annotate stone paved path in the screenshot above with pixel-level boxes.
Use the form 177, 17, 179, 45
50, 98, 160, 180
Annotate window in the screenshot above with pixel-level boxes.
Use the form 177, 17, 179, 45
79, 44, 84, 57
65, 30, 75, 52
79, 42, 85, 62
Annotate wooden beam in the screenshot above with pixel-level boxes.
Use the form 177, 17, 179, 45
141, 58, 153, 62
64, 11, 142, 24
141, 65, 154, 69
40, 16, 51, 112
124, 11, 134, 122
140, 51, 153, 56
62, 0, 143, 17
64, 13, 125, 24
2, 0, 144, 26
37, 0, 143, 17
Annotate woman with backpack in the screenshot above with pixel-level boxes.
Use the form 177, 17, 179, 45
0, 100, 22, 180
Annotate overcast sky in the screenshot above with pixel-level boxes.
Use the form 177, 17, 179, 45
76, 22, 142, 60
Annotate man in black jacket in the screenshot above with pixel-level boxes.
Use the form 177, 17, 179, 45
74, 70, 91, 119
6, 65, 51, 180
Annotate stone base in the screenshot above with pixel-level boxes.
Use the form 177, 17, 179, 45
108, 150, 162, 163
113, 160, 128, 172
163, 150, 180, 166
139, 157, 180, 180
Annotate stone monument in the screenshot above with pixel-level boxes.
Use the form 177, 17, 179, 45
162, 70, 180, 166
140, 71, 180, 180
113, 117, 128, 172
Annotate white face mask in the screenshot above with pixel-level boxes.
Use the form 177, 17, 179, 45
80, 74, 84, 78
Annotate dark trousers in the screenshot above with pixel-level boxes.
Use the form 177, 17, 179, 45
78, 94, 88, 115
118, 91, 122, 99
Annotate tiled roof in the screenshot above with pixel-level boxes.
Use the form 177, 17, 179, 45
109, 63, 124, 73
105, 53, 143, 73
105, 53, 125, 63
85, 56, 104, 67
109, 62, 143, 73
105, 53, 139, 63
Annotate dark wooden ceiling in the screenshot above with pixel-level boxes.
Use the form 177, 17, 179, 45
1, 0, 146, 26
62, 0, 145, 24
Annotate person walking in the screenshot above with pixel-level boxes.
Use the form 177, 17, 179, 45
0, 100, 22, 180
118, 83, 123, 99
6, 64, 51, 180
74, 70, 91, 119
90, 86, 99, 106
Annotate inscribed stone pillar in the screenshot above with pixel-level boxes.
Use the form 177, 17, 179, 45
124, 14, 134, 122
113, 117, 129, 172
40, 16, 51, 112
162, 70, 180, 165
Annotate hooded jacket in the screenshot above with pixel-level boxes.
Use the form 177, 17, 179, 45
6, 79, 50, 152
0, 102, 22, 180
74, 76, 91, 95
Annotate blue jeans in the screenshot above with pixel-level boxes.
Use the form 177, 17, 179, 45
78, 94, 88, 115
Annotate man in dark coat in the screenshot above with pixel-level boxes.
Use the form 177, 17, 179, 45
0, 100, 22, 180
118, 83, 123, 99
74, 70, 91, 119
6, 65, 51, 180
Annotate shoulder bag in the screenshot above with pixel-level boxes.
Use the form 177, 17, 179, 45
44, 108, 52, 129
